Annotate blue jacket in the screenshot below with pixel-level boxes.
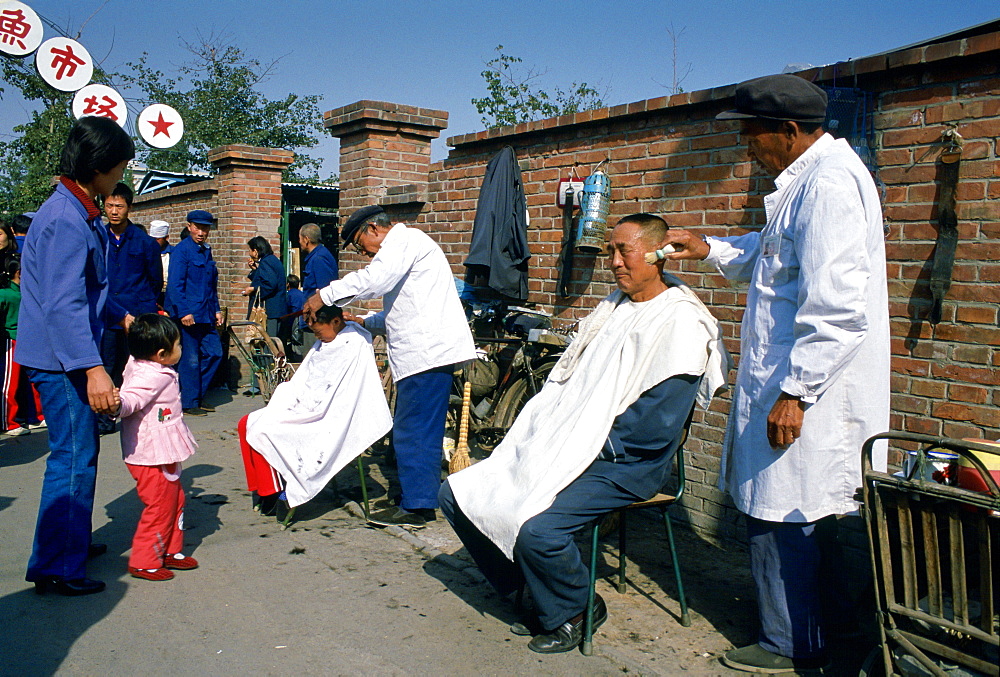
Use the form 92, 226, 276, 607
248, 253, 287, 319
286, 288, 305, 315
107, 222, 163, 318
302, 244, 338, 298
165, 236, 220, 324
16, 181, 127, 372
592, 374, 701, 500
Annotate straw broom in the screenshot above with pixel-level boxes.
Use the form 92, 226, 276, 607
449, 381, 473, 474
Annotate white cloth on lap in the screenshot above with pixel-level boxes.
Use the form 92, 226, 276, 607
449, 278, 731, 559
245, 323, 392, 507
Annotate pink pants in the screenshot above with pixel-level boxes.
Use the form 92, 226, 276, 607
238, 414, 283, 497
2, 338, 44, 430
127, 463, 185, 569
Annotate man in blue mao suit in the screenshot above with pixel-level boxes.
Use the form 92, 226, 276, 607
98, 182, 163, 433
165, 210, 222, 416
297, 222, 337, 353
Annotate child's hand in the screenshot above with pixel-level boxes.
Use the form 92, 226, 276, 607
112, 388, 121, 415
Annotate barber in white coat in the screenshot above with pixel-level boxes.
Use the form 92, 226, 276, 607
303, 205, 476, 528
664, 75, 889, 674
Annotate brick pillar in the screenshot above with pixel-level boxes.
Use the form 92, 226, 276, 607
207, 144, 294, 315
324, 100, 448, 215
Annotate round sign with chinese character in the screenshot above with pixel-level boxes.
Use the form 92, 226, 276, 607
0, 0, 43, 57
72, 84, 128, 127
35, 37, 93, 91
138, 103, 184, 149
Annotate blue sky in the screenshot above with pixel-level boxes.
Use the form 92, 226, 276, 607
2, 1, 997, 175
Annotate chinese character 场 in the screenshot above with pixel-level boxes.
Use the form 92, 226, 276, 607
0, 8, 32, 50
50, 44, 86, 80
83, 95, 119, 122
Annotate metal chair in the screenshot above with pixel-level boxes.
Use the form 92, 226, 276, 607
582, 417, 693, 656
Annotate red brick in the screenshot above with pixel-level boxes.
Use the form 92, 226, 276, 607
948, 384, 989, 404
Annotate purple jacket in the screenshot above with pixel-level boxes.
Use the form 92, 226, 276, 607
17, 180, 127, 372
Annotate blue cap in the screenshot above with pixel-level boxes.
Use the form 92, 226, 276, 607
186, 209, 215, 226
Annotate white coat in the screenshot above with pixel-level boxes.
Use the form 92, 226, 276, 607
245, 324, 392, 508
318, 224, 476, 381
710, 134, 890, 523
450, 279, 730, 559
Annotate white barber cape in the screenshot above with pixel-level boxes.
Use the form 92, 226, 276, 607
318, 223, 476, 381
708, 134, 890, 523
245, 324, 391, 508
449, 278, 730, 559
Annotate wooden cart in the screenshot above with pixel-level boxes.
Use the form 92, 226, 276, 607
861, 432, 999, 676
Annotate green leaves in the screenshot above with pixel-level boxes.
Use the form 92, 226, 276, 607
120, 40, 325, 179
471, 45, 605, 129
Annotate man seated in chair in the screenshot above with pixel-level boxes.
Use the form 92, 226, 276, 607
440, 213, 730, 654
237, 304, 392, 519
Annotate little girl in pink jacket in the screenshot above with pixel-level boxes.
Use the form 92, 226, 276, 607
117, 313, 199, 581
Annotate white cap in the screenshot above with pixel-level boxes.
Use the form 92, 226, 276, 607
149, 220, 170, 238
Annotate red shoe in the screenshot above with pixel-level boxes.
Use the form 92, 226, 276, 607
164, 554, 199, 570
128, 567, 174, 581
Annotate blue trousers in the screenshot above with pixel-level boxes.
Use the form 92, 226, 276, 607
25, 369, 100, 582
747, 516, 827, 659
178, 323, 222, 409
440, 465, 642, 631
392, 365, 453, 510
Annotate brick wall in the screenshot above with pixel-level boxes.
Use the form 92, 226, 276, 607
131, 144, 292, 317
328, 29, 1000, 542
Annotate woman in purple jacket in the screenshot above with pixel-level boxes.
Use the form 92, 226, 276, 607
18, 116, 135, 596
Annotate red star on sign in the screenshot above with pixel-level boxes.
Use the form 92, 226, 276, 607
148, 112, 174, 137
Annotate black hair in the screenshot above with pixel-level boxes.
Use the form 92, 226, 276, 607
127, 313, 181, 361
247, 235, 274, 259
312, 304, 344, 325
0, 252, 20, 288
286, 273, 300, 288
0, 223, 16, 252
11, 214, 31, 235
58, 116, 135, 184
109, 182, 134, 206
616, 212, 668, 244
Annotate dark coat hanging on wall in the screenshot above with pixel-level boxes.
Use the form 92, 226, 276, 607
464, 146, 530, 301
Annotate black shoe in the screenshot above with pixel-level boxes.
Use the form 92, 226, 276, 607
257, 493, 279, 516
200, 404, 216, 413
33, 576, 106, 596
510, 616, 543, 636
367, 507, 428, 528
721, 644, 829, 674
87, 543, 108, 559
527, 595, 608, 654
183, 407, 208, 417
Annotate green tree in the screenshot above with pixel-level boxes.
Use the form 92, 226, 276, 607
0, 57, 80, 215
120, 39, 326, 180
472, 45, 606, 129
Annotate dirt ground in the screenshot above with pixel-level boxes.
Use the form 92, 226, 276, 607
0, 389, 878, 676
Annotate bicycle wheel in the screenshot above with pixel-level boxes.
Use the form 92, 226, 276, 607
492, 361, 555, 431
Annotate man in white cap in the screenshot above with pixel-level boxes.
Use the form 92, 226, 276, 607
148, 220, 172, 302
664, 73, 889, 674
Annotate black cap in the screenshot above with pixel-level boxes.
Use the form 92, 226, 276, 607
717, 74, 828, 123
341, 205, 384, 244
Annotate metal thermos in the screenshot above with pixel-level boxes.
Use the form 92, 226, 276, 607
574, 169, 611, 254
